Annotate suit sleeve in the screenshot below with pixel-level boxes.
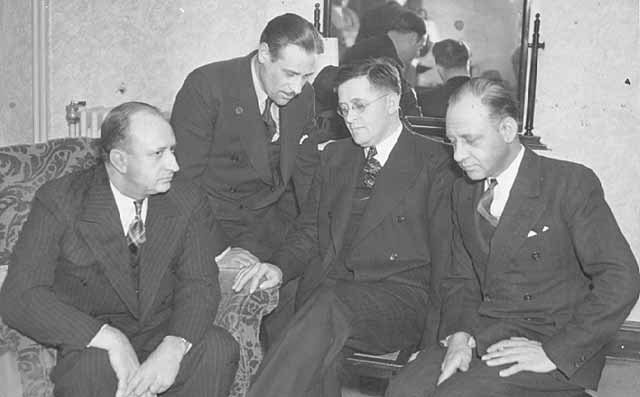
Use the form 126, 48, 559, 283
272, 159, 324, 284
171, 70, 220, 181
0, 190, 103, 351
542, 168, 640, 378
168, 194, 221, 344
291, 94, 321, 207
437, 181, 483, 340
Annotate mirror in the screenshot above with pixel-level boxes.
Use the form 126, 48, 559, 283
328, 0, 532, 136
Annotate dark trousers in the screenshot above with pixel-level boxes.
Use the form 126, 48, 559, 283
248, 279, 429, 397
386, 344, 586, 397
51, 326, 239, 397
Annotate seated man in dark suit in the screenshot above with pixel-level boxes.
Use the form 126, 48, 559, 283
418, 39, 471, 118
234, 58, 456, 397
343, 9, 427, 116
0, 102, 239, 397
387, 78, 640, 397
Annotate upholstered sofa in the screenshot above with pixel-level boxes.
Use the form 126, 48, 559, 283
0, 137, 278, 397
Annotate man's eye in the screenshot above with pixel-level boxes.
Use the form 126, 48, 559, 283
352, 103, 366, 112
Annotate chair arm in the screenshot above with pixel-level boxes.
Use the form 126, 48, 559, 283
214, 267, 279, 397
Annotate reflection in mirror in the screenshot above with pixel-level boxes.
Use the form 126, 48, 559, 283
409, 0, 529, 123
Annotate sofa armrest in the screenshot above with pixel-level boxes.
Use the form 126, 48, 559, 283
214, 267, 279, 397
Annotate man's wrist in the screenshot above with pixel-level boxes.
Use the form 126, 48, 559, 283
163, 335, 192, 357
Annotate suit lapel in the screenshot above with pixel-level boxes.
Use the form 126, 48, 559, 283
327, 143, 363, 257
229, 53, 272, 184
489, 149, 545, 270
76, 165, 140, 317
138, 193, 180, 322
353, 129, 422, 245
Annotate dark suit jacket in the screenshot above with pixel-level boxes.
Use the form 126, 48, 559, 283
272, 128, 456, 343
418, 75, 470, 118
439, 148, 640, 389
342, 35, 422, 117
356, 1, 406, 43
170, 52, 320, 260
0, 165, 224, 356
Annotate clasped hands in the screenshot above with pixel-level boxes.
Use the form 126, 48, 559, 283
91, 326, 188, 397
437, 332, 557, 385
216, 247, 282, 293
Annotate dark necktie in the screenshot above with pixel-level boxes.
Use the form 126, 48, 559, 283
127, 200, 146, 254
477, 178, 499, 227
363, 147, 382, 188
261, 97, 277, 141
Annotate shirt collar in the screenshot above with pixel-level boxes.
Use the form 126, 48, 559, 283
486, 144, 525, 191
251, 55, 268, 113
109, 181, 148, 234
364, 123, 403, 167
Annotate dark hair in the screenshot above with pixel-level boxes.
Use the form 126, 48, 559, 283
389, 10, 426, 38
260, 13, 324, 59
100, 101, 164, 162
433, 39, 469, 68
449, 78, 519, 123
335, 58, 401, 95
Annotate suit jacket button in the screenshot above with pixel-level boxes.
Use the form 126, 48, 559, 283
523, 294, 533, 301
389, 253, 398, 261
396, 216, 406, 222
531, 252, 541, 260
234, 106, 244, 115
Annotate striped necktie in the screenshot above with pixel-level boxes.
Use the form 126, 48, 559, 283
126, 199, 146, 254
477, 178, 499, 227
261, 97, 277, 141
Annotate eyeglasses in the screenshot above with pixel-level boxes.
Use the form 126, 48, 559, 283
337, 94, 388, 118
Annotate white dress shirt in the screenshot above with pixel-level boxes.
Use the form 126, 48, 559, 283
486, 145, 525, 218
251, 55, 280, 142
109, 182, 148, 234
364, 123, 403, 166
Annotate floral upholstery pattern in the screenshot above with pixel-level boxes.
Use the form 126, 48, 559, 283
0, 138, 278, 397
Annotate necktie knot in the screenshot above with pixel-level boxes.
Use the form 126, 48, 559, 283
477, 178, 499, 227
262, 98, 277, 140
363, 146, 382, 188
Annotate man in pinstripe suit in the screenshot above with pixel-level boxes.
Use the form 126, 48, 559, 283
0, 102, 239, 397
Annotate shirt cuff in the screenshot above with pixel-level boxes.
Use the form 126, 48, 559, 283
215, 246, 231, 264
86, 323, 109, 348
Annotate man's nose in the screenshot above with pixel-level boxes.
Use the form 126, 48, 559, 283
166, 151, 180, 172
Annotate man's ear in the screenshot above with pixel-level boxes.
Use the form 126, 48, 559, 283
257, 42, 272, 65
386, 93, 400, 114
109, 148, 128, 174
499, 116, 519, 143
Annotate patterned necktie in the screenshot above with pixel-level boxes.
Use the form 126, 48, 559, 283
477, 178, 499, 227
363, 146, 382, 188
127, 200, 146, 253
261, 97, 277, 141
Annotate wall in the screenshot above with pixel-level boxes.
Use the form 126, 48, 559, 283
0, 0, 33, 146
532, 0, 640, 319
46, 0, 318, 139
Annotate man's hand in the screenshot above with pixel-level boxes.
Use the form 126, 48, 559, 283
216, 247, 259, 269
437, 332, 474, 385
232, 262, 282, 293
87, 325, 140, 397
482, 336, 556, 377
124, 336, 188, 396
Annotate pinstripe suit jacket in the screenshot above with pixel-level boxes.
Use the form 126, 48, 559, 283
0, 164, 225, 355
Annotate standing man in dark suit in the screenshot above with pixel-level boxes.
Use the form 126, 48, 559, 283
170, 13, 323, 265
234, 58, 456, 397
0, 102, 239, 397
343, 9, 427, 116
170, 14, 324, 344
418, 39, 470, 118
387, 78, 640, 397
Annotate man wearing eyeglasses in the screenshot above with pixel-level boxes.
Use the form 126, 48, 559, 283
235, 58, 457, 397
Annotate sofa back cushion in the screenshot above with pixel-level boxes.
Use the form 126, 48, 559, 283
0, 138, 100, 268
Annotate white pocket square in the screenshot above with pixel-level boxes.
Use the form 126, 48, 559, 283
527, 230, 538, 237
542, 226, 549, 232
299, 134, 309, 144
